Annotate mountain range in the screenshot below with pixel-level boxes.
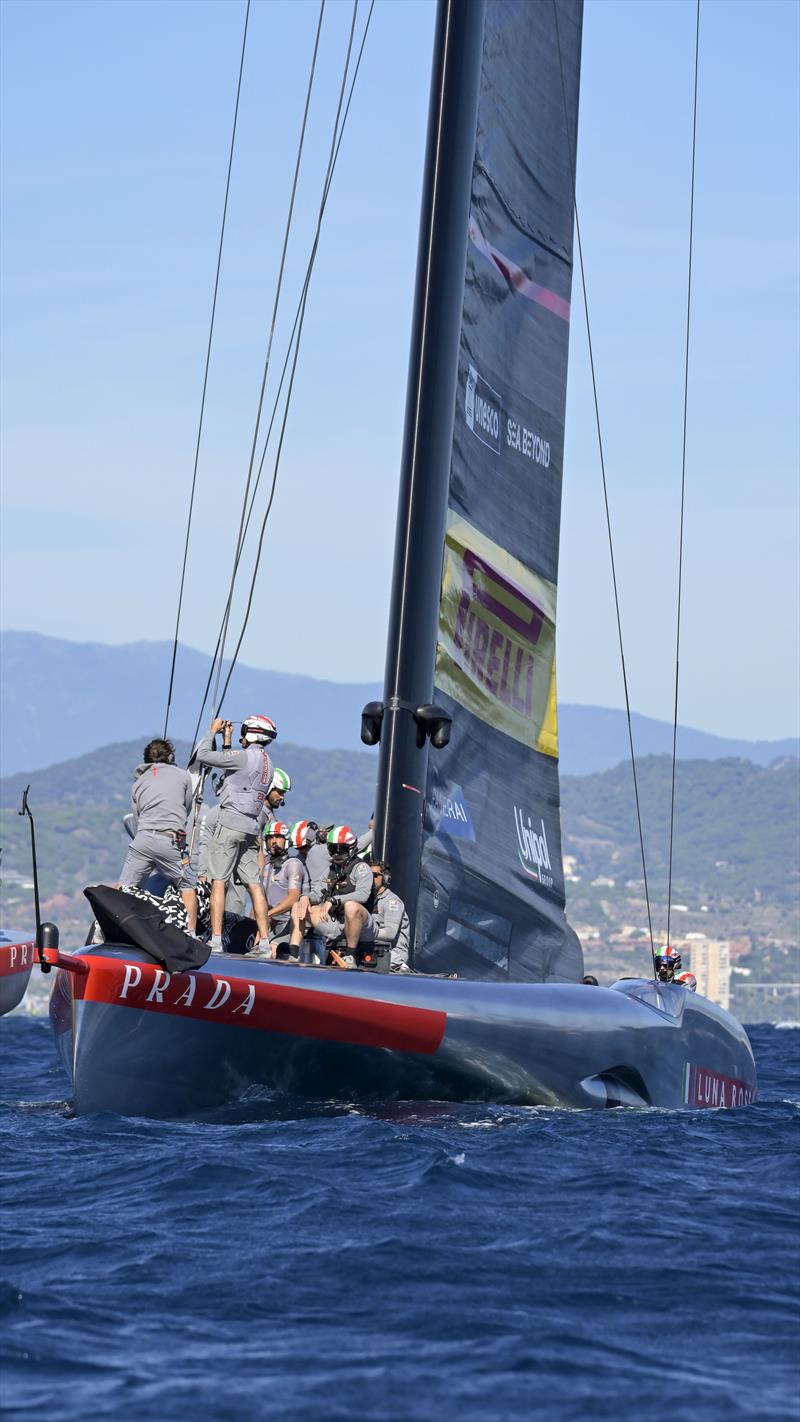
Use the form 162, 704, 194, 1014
2, 631, 797, 777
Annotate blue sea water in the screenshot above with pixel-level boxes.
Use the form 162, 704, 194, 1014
1, 1019, 798, 1422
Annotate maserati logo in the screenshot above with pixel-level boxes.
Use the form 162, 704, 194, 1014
429, 781, 475, 841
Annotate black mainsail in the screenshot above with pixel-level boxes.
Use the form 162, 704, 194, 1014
374, 0, 584, 982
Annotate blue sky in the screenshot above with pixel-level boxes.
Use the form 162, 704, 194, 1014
1, 0, 797, 740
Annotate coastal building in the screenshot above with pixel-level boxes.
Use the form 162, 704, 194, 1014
686, 939, 731, 1010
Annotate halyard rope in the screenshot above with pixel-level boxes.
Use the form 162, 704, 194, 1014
164, 0, 251, 738
552, 0, 657, 972
667, 0, 701, 951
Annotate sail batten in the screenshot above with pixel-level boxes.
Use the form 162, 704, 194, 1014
415, 0, 584, 983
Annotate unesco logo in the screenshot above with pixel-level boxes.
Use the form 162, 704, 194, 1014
465, 364, 502, 455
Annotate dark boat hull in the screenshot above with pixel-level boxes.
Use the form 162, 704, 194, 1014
0, 938, 36, 1017
50, 947, 758, 1118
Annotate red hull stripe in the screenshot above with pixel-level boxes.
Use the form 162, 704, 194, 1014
685, 1062, 757, 1108
0, 940, 36, 978
75, 956, 447, 1055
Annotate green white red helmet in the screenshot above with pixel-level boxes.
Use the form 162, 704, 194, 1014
676, 970, 697, 992
327, 825, 357, 853
269, 767, 291, 794
655, 943, 682, 980
289, 820, 316, 849
264, 820, 289, 840
242, 714, 277, 745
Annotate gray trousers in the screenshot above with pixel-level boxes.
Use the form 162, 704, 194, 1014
119, 830, 193, 891
225, 879, 250, 915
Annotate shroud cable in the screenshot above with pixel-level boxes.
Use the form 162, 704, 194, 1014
552, 0, 657, 972
188, 0, 374, 751
666, 0, 701, 952
210, 0, 327, 714
164, 0, 251, 739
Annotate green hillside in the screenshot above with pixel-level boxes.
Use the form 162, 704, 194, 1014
561, 754, 800, 907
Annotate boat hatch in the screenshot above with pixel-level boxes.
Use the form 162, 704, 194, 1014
612, 980, 685, 1021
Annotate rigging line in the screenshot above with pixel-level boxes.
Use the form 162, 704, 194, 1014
667, 0, 700, 952
551, 0, 657, 969
163, 0, 251, 739
193, 2, 357, 748
210, 0, 327, 715
232, 0, 370, 561
188, 0, 372, 750
214, 0, 370, 717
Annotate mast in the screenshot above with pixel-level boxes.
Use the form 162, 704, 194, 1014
371, 0, 486, 931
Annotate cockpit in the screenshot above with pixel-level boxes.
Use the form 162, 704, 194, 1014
611, 978, 686, 1021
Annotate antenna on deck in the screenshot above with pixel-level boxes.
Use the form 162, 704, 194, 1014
18, 787, 59, 973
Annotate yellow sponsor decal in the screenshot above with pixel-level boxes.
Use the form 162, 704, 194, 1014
435, 512, 558, 757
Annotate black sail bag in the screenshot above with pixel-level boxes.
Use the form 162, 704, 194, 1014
84, 885, 211, 973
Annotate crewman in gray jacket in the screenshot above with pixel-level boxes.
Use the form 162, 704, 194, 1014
288, 826, 373, 960
118, 738, 197, 933
304, 823, 333, 905
261, 821, 310, 956
197, 767, 292, 918
342, 862, 410, 971
193, 714, 276, 947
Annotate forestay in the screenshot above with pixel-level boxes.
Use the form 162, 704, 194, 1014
415, 0, 584, 982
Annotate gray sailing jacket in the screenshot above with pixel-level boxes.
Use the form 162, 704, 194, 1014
263, 853, 309, 931
372, 887, 410, 967
131, 763, 194, 833
328, 857, 373, 907
194, 737, 273, 833
305, 842, 331, 905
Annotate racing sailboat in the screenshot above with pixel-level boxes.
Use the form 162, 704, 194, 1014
0, 933, 37, 1016
46, 0, 757, 1116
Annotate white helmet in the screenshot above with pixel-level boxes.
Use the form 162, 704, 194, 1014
241, 714, 277, 746
269, 767, 291, 795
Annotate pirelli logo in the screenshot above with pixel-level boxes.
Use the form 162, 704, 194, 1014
436, 513, 558, 757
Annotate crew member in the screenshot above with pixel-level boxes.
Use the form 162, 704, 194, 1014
265, 768, 292, 819
289, 826, 373, 961
304, 823, 333, 904
342, 861, 409, 971
192, 714, 276, 947
256, 768, 293, 881
654, 944, 682, 983
261, 821, 309, 955
118, 738, 197, 933
287, 819, 320, 876
198, 770, 289, 911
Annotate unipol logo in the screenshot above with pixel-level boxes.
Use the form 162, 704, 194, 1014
465, 364, 502, 455
514, 807, 553, 888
